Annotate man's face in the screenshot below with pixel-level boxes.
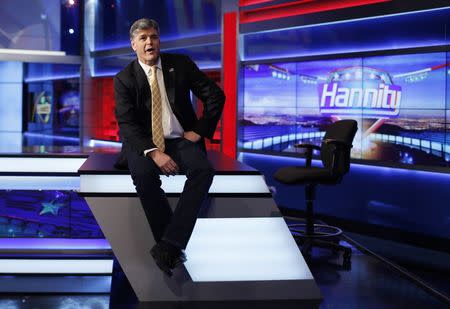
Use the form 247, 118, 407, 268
131, 27, 160, 66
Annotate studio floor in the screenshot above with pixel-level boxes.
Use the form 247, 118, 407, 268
0, 234, 448, 309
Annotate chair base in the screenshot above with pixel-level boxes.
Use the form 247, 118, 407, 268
288, 222, 352, 269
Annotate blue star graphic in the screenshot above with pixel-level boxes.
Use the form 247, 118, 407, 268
39, 200, 65, 216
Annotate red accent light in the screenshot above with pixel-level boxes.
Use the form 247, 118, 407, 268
89, 73, 227, 150
222, 12, 238, 159
197, 71, 223, 152
239, 0, 275, 7
91, 77, 119, 141
431, 62, 450, 71
240, 0, 392, 24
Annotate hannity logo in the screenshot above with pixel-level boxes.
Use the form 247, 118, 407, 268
319, 82, 402, 117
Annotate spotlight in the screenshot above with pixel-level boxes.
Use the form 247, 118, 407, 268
69, 28, 74, 34
63, 0, 76, 7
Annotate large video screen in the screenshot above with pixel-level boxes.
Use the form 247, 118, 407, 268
26, 78, 79, 137
241, 52, 450, 168
0, 0, 60, 51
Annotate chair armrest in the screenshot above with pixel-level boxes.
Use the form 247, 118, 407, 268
323, 139, 353, 149
294, 143, 319, 167
294, 143, 321, 151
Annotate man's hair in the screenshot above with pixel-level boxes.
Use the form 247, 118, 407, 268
129, 18, 160, 40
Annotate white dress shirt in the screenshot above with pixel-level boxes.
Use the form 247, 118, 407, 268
139, 58, 184, 155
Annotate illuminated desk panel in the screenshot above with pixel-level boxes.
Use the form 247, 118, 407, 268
79, 152, 322, 305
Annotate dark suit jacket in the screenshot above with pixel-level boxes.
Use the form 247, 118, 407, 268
114, 53, 225, 169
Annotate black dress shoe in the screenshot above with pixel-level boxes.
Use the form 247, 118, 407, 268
150, 243, 173, 276
172, 250, 187, 268
150, 243, 187, 276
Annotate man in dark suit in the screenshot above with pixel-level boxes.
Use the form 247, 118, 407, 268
114, 18, 225, 276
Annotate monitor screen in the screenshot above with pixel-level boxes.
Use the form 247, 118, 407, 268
241, 52, 449, 168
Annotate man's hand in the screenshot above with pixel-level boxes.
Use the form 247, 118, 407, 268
147, 150, 179, 176
183, 131, 201, 143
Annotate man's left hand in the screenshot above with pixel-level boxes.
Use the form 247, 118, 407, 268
183, 131, 201, 143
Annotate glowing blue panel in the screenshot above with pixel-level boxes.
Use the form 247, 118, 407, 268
0, 176, 79, 190
80, 174, 270, 194
421, 140, 431, 148
25, 63, 80, 82
431, 142, 442, 151
243, 7, 450, 61
0, 62, 23, 133
0, 83, 23, 132
0, 61, 22, 82
0, 157, 86, 173
93, 0, 221, 51
185, 217, 313, 282
0, 277, 111, 294
0, 238, 110, 250
0, 259, 113, 274
273, 136, 281, 144
447, 52, 450, 109
89, 139, 122, 147
93, 44, 221, 77
412, 138, 420, 146
0, 132, 22, 152
252, 140, 263, 149
241, 152, 450, 240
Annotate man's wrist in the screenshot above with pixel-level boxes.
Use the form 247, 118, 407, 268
144, 148, 158, 157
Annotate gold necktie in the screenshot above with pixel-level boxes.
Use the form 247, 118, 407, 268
149, 65, 165, 152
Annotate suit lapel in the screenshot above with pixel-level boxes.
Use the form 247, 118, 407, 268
161, 54, 176, 110
133, 60, 151, 111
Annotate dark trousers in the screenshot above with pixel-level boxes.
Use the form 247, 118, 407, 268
127, 138, 214, 249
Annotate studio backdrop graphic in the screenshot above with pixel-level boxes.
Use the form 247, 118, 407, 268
242, 52, 450, 168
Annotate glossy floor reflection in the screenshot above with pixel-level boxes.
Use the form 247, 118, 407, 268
0, 134, 448, 308
1, 240, 448, 309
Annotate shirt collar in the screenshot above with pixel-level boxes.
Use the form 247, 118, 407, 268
138, 57, 162, 76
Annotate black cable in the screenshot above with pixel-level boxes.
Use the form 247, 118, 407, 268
342, 234, 450, 305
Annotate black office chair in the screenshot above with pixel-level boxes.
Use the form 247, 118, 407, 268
274, 119, 357, 267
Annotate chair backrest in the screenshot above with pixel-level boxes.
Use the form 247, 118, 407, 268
320, 120, 358, 176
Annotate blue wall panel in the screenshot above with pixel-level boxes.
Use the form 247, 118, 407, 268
241, 153, 450, 242
0, 61, 23, 132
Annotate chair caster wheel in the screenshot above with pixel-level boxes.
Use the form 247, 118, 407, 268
343, 252, 351, 269
343, 259, 351, 269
